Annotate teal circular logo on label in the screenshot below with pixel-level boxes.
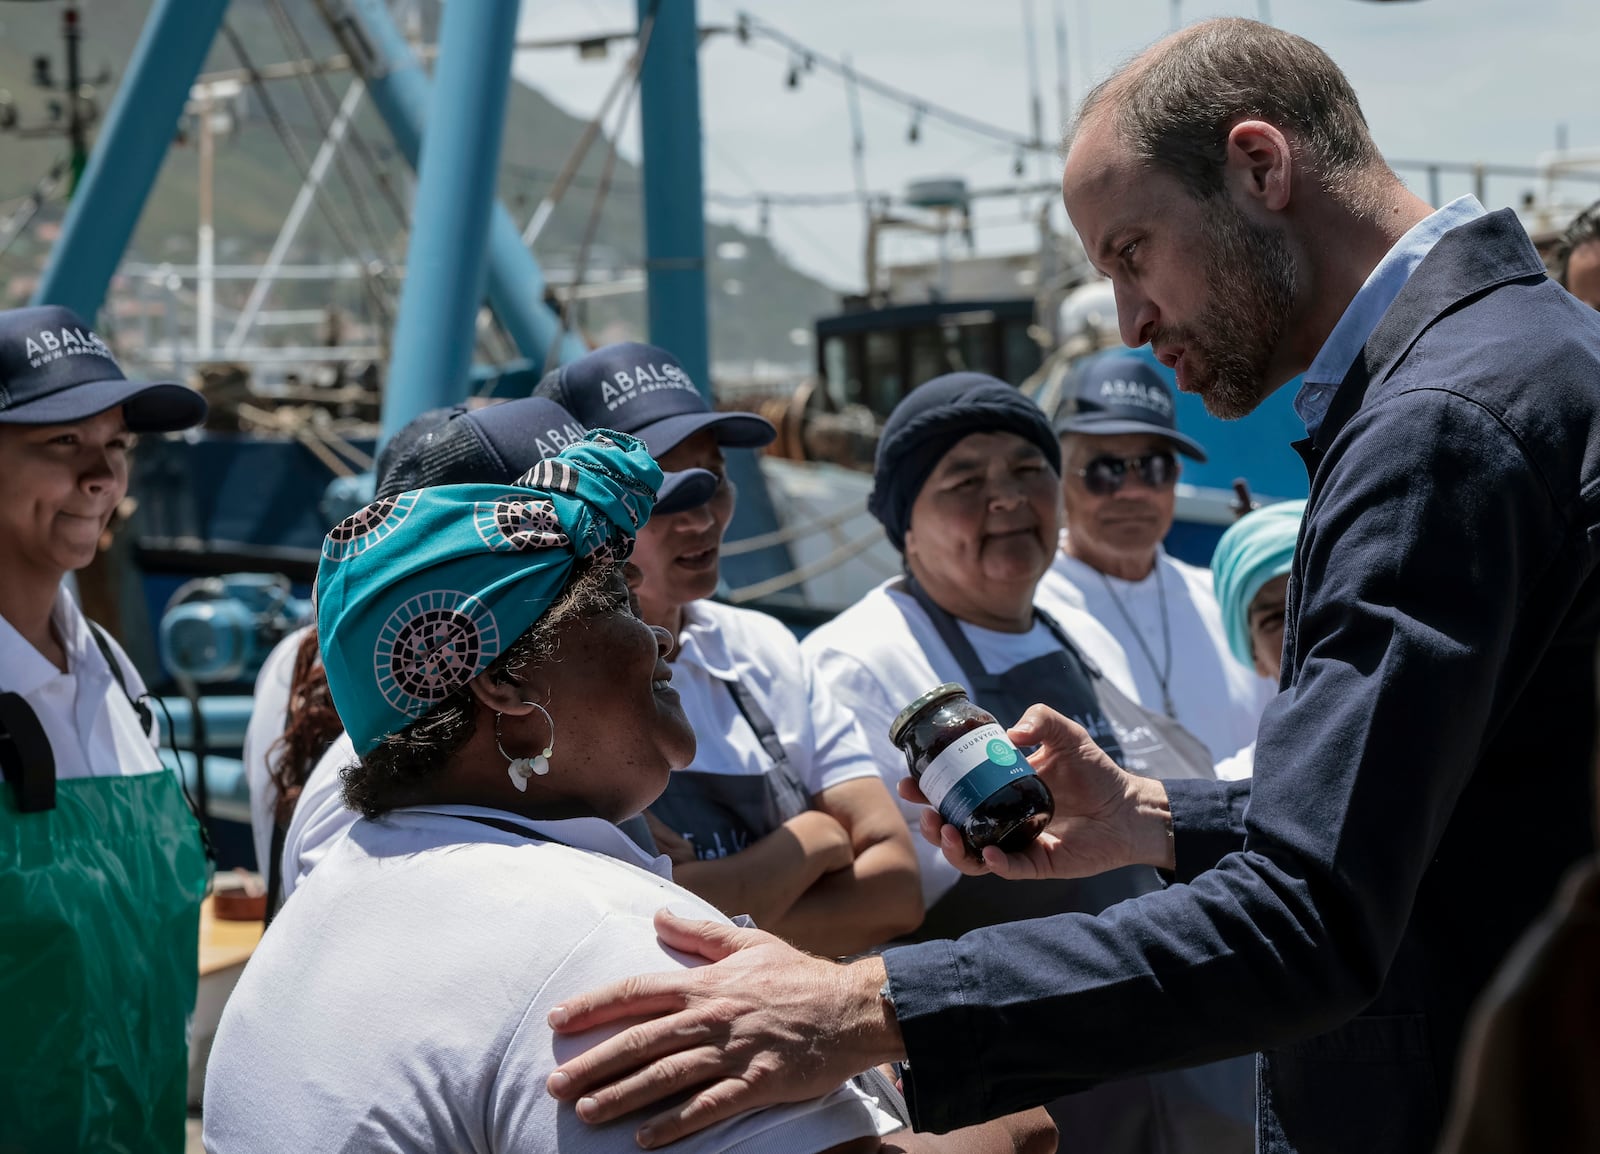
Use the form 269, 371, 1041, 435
987, 738, 1018, 766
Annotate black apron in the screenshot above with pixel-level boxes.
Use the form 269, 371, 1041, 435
647, 678, 812, 860
903, 580, 1252, 1154
1074, 648, 1216, 784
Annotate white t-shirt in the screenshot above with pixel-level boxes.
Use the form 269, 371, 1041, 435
666, 599, 881, 798
0, 586, 161, 780
1036, 540, 1272, 764
241, 626, 308, 874
275, 729, 356, 903
204, 806, 898, 1153
800, 579, 1133, 907
1213, 740, 1255, 782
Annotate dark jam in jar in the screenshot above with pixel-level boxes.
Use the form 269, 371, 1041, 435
888, 683, 1053, 855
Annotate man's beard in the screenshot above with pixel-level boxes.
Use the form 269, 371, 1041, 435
1156, 198, 1298, 420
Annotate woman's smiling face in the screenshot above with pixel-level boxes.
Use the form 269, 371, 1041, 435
528, 564, 697, 821
903, 431, 1061, 622
0, 408, 131, 582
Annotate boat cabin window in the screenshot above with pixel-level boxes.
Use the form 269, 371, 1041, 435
815, 298, 1044, 420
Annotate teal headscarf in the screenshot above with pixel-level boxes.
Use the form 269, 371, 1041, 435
315, 430, 661, 755
1211, 498, 1306, 669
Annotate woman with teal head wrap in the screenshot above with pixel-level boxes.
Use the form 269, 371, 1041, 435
1212, 499, 1305, 682
1212, 499, 1305, 681
1208, 500, 1303, 782
203, 430, 984, 1152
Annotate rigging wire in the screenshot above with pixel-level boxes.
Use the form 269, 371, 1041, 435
705, 188, 882, 208
263, 0, 394, 268
219, 20, 394, 330
725, 526, 886, 604
272, 0, 499, 363
265, 0, 409, 226
520, 53, 640, 246
841, 52, 872, 232
703, 136, 850, 276
546, 0, 659, 373
1052, 0, 1072, 134
1020, 0, 1047, 180
0, 156, 70, 261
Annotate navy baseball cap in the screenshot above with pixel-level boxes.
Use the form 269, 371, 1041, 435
0, 305, 206, 432
1053, 351, 1207, 461
535, 341, 775, 458
374, 395, 717, 515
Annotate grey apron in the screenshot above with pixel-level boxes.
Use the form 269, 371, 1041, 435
901, 576, 1159, 943
647, 678, 812, 860
904, 579, 1253, 1154
1075, 649, 1216, 784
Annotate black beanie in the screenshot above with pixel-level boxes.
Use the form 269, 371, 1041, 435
867, 372, 1061, 553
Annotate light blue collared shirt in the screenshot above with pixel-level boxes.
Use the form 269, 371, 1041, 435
1295, 196, 1488, 440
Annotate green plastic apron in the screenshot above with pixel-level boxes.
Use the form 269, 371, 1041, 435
0, 768, 208, 1154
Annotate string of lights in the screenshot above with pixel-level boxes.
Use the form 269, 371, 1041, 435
730, 10, 1047, 159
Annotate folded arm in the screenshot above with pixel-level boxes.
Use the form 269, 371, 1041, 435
766, 777, 924, 955
667, 809, 857, 929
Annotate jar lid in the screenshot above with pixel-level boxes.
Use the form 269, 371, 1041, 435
888, 682, 969, 747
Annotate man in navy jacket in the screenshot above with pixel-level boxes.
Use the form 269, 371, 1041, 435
542, 19, 1600, 1154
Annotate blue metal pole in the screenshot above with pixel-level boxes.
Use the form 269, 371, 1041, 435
343, 0, 583, 407
380, 0, 524, 441
635, 0, 790, 588
636, 0, 710, 400
32, 0, 232, 319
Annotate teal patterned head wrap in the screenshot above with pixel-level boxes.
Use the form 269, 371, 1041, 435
315, 430, 661, 755
1211, 498, 1305, 669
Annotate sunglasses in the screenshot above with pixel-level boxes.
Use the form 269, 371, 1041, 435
1076, 451, 1179, 496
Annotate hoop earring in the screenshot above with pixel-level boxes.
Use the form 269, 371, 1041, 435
496, 701, 556, 793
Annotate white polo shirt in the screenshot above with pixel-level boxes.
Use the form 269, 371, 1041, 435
241, 626, 308, 874
1036, 540, 1272, 764
204, 806, 897, 1152
0, 587, 161, 780
667, 599, 881, 798
800, 579, 1135, 908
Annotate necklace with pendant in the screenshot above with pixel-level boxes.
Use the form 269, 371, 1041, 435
1096, 562, 1175, 717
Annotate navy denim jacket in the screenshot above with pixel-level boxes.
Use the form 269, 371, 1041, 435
882, 210, 1600, 1154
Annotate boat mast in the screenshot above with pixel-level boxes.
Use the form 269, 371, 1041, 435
635, 0, 793, 586
380, 0, 520, 442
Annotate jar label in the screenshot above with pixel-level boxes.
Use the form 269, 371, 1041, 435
918, 723, 1034, 828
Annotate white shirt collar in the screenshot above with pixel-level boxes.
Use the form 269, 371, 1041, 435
672, 600, 740, 681
1057, 529, 1168, 587
0, 582, 103, 695
400, 804, 673, 878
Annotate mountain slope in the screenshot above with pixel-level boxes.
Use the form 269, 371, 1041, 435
0, 0, 837, 370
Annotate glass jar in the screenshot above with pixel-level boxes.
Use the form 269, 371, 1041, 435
888, 683, 1053, 855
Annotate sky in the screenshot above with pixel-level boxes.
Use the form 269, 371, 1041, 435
512, 0, 1597, 293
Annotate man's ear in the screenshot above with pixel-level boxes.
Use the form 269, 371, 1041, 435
1224, 119, 1294, 213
